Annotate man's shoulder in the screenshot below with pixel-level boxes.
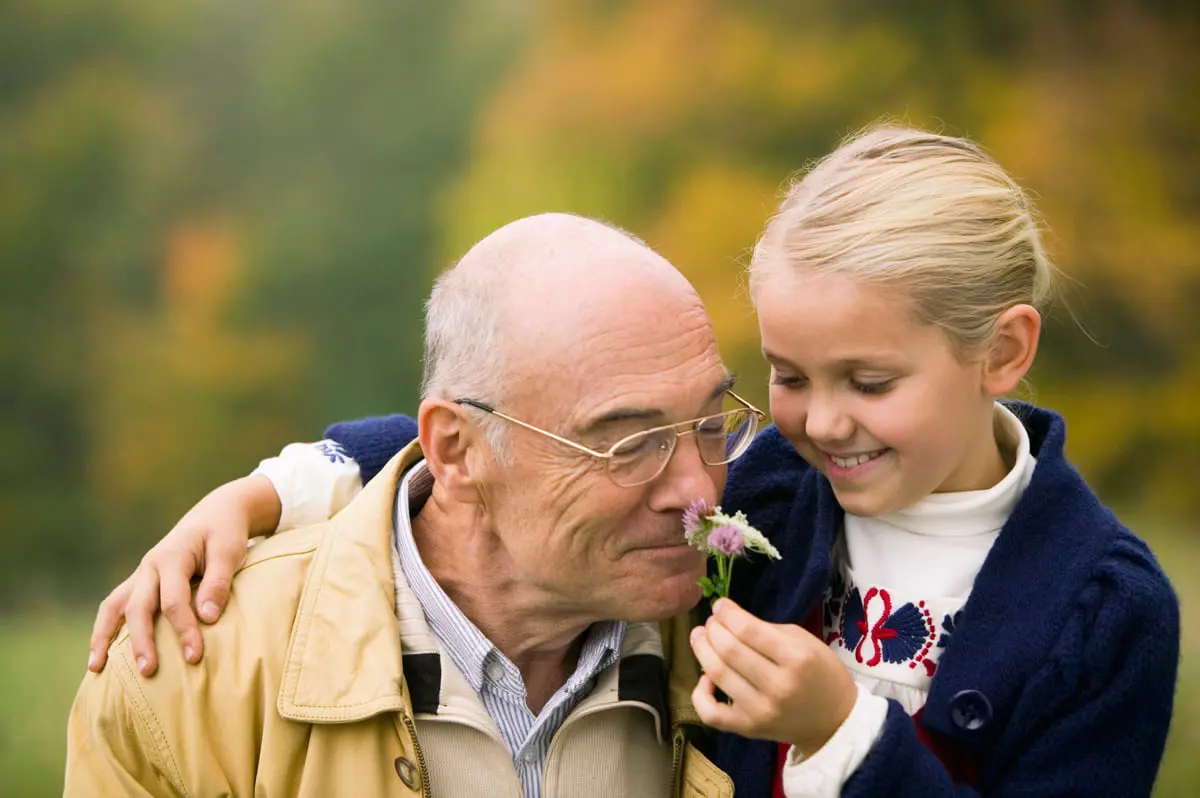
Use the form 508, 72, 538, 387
71, 526, 336, 795
241, 521, 329, 573
107, 523, 331, 707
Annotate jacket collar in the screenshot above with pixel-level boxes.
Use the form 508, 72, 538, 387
277, 441, 703, 736
399, 615, 678, 742
277, 441, 425, 723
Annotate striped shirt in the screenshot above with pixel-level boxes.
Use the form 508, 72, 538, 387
393, 462, 626, 798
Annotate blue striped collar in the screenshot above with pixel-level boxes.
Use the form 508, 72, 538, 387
392, 461, 626, 706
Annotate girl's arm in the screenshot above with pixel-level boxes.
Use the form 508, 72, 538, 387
86, 414, 419, 675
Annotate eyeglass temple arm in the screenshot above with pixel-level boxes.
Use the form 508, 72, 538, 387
454, 398, 494, 413
454, 398, 611, 459
727, 390, 766, 419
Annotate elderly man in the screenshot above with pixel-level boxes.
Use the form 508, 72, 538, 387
66, 214, 761, 797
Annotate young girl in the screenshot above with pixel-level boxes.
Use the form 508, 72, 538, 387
681, 126, 1179, 797
88, 126, 1179, 797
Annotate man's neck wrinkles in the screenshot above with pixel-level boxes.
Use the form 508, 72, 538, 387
411, 499, 593, 699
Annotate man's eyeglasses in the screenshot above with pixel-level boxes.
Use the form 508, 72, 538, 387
454, 392, 766, 487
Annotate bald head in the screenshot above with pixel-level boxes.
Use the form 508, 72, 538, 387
457, 212, 655, 277
422, 213, 713, 414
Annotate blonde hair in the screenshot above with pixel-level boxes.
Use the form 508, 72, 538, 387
750, 124, 1059, 356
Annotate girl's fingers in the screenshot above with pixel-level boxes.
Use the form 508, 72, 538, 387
691, 674, 749, 734
124, 565, 163, 676
690, 626, 768, 714
710, 599, 795, 665
703, 613, 779, 689
88, 578, 134, 672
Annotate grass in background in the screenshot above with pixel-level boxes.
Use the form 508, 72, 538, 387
0, 614, 91, 798
1, 518, 1195, 797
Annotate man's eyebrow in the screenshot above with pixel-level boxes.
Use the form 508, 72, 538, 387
710, 371, 737, 401
579, 371, 738, 433
581, 407, 665, 432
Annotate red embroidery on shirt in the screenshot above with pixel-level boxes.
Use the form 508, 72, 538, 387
841, 585, 939, 669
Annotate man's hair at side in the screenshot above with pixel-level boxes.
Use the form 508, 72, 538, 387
420, 257, 512, 459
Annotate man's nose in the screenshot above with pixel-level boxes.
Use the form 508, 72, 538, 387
652, 433, 720, 510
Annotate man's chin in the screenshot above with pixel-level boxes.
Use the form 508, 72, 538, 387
617, 577, 704, 622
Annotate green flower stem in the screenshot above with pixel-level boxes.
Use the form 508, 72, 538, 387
711, 552, 734, 600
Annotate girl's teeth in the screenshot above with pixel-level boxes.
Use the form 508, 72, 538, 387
832, 451, 882, 468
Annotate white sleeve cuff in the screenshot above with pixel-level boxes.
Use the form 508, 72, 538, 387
251, 440, 364, 532
781, 682, 889, 798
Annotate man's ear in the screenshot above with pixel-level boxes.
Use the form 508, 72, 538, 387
417, 398, 487, 504
983, 304, 1042, 397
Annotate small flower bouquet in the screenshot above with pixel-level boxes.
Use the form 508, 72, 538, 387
684, 499, 782, 604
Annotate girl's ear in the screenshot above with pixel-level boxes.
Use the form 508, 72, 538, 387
983, 304, 1041, 397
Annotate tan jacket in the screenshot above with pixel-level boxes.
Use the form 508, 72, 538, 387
66, 443, 734, 797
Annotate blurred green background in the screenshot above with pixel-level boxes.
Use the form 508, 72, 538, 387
2, 0, 1196, 794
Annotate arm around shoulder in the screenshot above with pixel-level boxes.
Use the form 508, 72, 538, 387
324, 413, 419, 485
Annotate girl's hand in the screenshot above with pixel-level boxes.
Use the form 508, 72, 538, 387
87, 475, 279, 676
690, 598, 857, 756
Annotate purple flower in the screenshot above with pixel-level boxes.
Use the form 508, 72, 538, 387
682, 497, 711, 537
707, 525, 744, 556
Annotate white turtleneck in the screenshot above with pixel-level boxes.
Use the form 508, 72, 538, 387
783, 403, 1037, 797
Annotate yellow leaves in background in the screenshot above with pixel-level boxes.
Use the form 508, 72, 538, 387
163, 220, 239, 316
438, 0, 1199, 512
648, 164, 780, 406
87, 219, 307, 523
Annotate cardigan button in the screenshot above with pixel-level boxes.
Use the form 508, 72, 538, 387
394, 756, 420, 790
949, 689, 993, 733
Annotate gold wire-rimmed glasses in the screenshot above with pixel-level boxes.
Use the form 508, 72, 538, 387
454, 392, 766, 487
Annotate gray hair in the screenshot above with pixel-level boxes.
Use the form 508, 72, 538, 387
420, 260, 512, 460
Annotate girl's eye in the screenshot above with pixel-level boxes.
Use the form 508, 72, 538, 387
771, 372, 807, 388
852, 379, 893, 395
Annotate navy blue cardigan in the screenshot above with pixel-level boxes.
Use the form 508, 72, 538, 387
326, 404, 1179, 797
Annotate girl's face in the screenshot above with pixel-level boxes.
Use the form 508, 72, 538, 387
757, 272, 1005, 517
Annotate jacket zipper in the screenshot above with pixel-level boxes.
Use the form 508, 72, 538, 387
401, 712, 431, 796
668, 724, 686, 797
